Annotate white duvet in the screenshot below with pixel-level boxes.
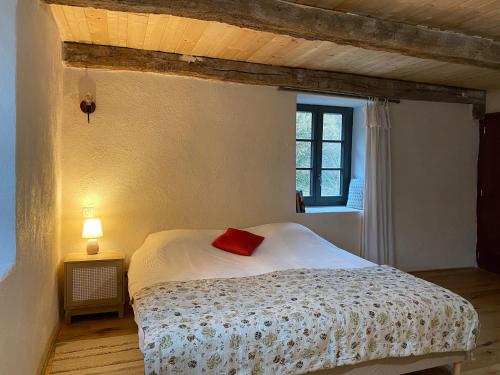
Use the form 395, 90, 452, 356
128, 222, 375, 298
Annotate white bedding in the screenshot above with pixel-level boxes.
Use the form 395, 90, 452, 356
128, 223, 479, 372
128, 223, 375, 353
128, 222, 375, 298
135, 267, 478, 374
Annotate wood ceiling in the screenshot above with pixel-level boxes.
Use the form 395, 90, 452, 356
47, 1, 500, 91
293, 0, 500, 41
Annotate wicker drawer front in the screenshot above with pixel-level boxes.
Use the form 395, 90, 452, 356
65, 260, 123, 308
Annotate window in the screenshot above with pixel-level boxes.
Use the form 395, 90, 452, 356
0, 1, 17, 280
296, 104, 353, 206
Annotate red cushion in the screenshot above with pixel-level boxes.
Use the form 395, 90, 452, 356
212, 228, 265, 256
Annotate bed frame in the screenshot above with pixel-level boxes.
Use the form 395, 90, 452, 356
136, 352, 465, 374
312, 351, 466, 375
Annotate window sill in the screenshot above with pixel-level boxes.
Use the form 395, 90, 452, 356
0, 260, 14, 283
304, 206, 362, 214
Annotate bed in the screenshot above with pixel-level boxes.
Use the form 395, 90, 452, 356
128, 223, 479, 375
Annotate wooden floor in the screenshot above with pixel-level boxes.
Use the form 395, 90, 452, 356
46, 268, 500, 374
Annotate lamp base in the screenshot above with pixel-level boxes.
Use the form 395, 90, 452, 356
86, 239, 99, 255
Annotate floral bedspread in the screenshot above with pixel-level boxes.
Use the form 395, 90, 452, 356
133, 266, 479, 375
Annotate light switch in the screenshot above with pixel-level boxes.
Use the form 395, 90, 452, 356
82, 207, 94, 218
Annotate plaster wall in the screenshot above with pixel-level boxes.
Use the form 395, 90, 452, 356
0, 1, 62, 373
391, 101, 478, 271
60, 70, 362, 258
351, 107, 366, 180
60, 69, 477, 272
486, 89, 500, 113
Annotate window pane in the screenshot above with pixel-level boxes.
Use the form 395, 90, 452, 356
323, 113, 342, 140
321, 170, 341, 196
296, 112, 312, 139
296, 141, 312, 168
296, 170, 311, 196
322, 142, 341, 168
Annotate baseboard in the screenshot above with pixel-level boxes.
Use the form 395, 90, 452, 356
38, 321, 60, 375
409, 266, 477, 274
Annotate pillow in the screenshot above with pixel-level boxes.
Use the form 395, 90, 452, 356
212, 228, 265, 256
346, 178, 364, 210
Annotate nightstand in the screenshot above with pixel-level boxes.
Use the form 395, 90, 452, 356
64, 251, 125, 324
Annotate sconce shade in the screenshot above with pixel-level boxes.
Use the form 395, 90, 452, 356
82, 218, 103, 239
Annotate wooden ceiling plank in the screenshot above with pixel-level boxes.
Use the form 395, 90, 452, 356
457, 8, 500, 31
260, 36, 303, 65
310, 43, 358, 67
49, 5, 74, 40
44, 0, 500, 70
282, 40, 325, 67
189, 22, 225, 57
293, 0, 500, 41
160, 15, 189, 54
175, 19, 211, 56
316, 46, 377, 72
232, 31, 276, 62
215, 28, 253, 61
126, 13, 149, 49
143, 14, 168, 51
199, 23, 242, 58
117, 12, 129, 47
58, 6, 80, 41
62, 41, 486, 119
443, 10, 495, 32
103, 10, 129, 47
84, 7, 109, 45
246, 35, 292, 64
61, 5, 92, 43
74, 6, 93, 43
351, 54, 412, 76
106, 11, 121, 46
388, 60, 445, 81
230, 30, 275, 61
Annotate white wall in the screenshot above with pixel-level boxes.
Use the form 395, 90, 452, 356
486, 89, 500, 113
351, 106, 366, 179
0, 1, 62, 374
60, 70, 362, 259
391, 101, 478, 271
0, 0, 17, 278
60, 69, 478, 272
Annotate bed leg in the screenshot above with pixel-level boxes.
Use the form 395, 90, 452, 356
453, 362, 462, 375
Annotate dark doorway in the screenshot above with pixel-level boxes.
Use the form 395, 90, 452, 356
477, 112, 500, 274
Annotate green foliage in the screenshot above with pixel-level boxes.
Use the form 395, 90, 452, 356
296, 112, 312, 139
323, 114, 342, 140
295, 111, 342, 197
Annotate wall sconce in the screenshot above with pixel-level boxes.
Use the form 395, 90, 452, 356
80, 93, 96, 123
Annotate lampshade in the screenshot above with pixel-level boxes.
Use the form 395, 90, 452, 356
82, 218, 103, 239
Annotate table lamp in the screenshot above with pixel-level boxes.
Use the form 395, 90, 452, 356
82, 218, 103, 255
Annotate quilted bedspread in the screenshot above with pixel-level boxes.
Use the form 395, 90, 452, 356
133, 266, 479, 375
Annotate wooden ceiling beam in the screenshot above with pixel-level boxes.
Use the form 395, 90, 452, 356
45, 0, 500, 70
63, 42, 486, 119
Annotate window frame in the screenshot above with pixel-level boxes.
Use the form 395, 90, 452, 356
296, 103, 353, 207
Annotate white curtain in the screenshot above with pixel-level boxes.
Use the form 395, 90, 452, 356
361, 99, 395, 265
